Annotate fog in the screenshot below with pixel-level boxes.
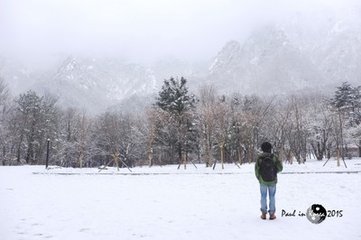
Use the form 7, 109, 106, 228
0, 0, 360, 64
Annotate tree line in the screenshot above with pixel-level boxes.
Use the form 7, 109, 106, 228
0, 77, 360, 168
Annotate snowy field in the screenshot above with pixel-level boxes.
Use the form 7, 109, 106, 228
1, 159, 361, 240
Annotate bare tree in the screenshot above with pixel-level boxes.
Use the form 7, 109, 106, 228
0, 77, 11, 165
211, 95, 232, 169
308, 97, 333, 160
198, 85, 217, 167
145, 108, 159, 167
284, 96, 309, 164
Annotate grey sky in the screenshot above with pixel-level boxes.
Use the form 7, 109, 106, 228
0, 0, 360, 64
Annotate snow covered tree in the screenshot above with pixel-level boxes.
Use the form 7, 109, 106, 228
198, 85, 217, 167
0, 78, 11, 165
330, 82, 361, 159
145, 108, 158, 167
156, 77, 196, 116
308, 98, 333, 160
13, 91, 43, 164
52, 108, 79, 167
331, 82, 361, 126
11, 91, 59, 165
213, 95, 231, 169
285, 96, 309, 164
263, 98, 292, 162
239, 95, 275, 163
51, 108, 92, 167
90, 111, 145, 169
0, 78, 9, 109
331, 82, 357, 108
37, 94, 60, 165
155, 77, 198, 167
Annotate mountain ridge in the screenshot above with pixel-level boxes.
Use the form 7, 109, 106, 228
1, 17, 360, 113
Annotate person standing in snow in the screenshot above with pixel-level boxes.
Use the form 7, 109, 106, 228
255, 142, 283, 220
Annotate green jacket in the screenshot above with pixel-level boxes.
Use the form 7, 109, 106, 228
255, 152, 283, 186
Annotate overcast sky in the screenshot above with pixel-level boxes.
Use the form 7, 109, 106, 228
0, 0, 360, 64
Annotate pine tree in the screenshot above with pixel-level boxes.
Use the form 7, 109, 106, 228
331, 82, 354, 110
156, 77, 195, 115
331, 82, 361, 126
155, 77, 198, 167
330, 82, 361, 161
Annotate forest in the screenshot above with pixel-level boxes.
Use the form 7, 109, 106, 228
0, 77, 360, 168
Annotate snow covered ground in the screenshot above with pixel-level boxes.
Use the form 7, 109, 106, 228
1, 158, 360, 240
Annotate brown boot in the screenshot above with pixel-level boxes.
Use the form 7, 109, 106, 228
269, 213, 276, 220
261, 213, 267, 220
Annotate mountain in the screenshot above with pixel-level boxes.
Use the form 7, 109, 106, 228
1, 9, 361, 113
0, 57, 38, 96
282, 7, 361, 87
207, 27, 325, 95
32, 56, 158, 114
316, 21, 361, 85
0, 55, 203, 114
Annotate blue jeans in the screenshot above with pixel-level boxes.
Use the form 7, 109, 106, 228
260, 184, 276, 214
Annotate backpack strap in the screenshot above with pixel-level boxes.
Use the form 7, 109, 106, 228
261, 153, 274, 161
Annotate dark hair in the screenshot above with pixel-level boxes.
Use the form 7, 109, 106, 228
261, 142, 272, 153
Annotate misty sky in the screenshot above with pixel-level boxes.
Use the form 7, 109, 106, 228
0, 0, 360, 64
